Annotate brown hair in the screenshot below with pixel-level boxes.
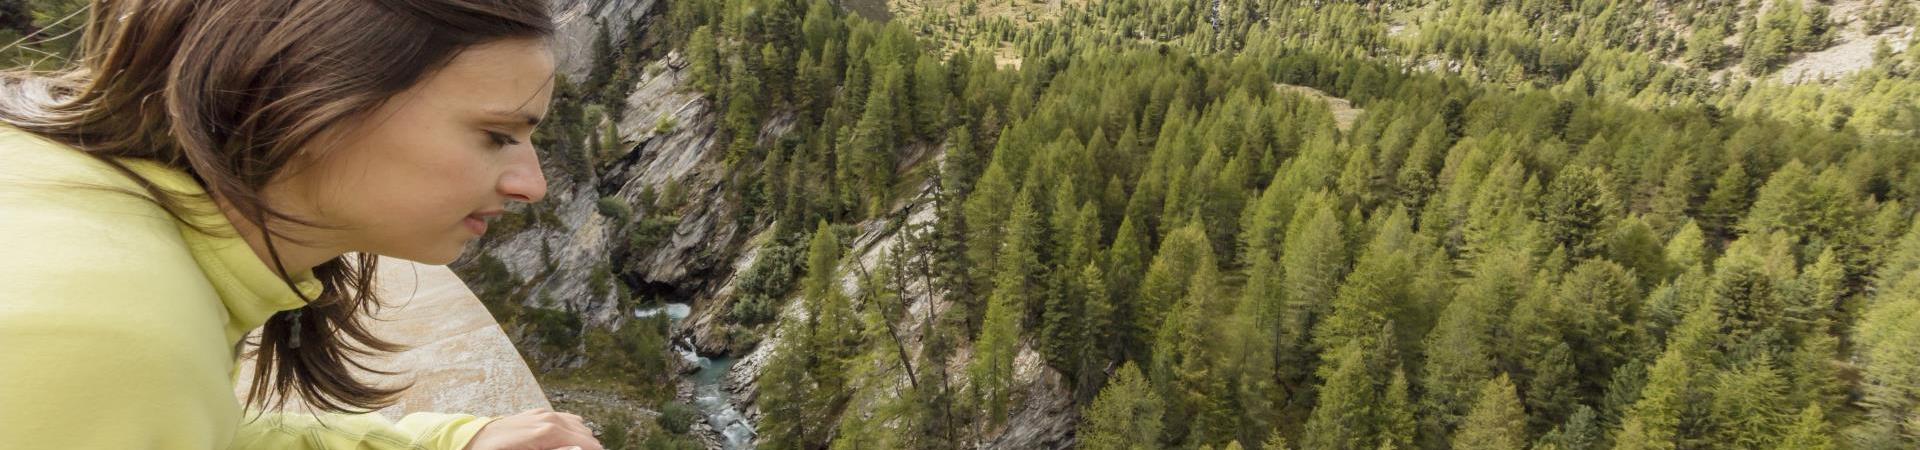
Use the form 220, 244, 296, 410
0, 0, 553, 413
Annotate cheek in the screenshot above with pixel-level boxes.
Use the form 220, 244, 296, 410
315, 137, 492, 238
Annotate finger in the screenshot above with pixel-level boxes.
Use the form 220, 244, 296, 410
546, 419, 590, 439
534, 411, 588, 436
551, 429, 603, 450
555, 414, 593, 437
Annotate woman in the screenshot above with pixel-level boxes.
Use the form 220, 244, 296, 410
0, 1, 603, 449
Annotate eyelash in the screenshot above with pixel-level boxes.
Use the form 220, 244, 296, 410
486, 131, 521, 148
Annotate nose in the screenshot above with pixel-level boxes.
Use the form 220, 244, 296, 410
500, 145, 548, 204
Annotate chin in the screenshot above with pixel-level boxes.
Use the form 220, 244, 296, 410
415, 252, 461, 266
382, 245, 464, 266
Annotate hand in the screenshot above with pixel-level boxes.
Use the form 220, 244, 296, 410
462, 408, 603, 450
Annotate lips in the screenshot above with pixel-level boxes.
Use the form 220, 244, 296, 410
464, 210, 505, 236
463, 215, 488, 235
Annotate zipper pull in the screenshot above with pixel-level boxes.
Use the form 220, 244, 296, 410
288, 309, 304, 349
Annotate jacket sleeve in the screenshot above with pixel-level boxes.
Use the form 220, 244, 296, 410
228, 411, 495, 450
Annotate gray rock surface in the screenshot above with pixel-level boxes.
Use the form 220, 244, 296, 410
550, 0, 659, 77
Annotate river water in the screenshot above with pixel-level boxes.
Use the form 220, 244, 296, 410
634, 303, 756, 449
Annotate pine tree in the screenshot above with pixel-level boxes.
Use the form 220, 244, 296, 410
929, 165, 978, 340
1541, 166, 1623, 260
757, 332, 818, 449
962, 160, 1017, 328
585, 21, 618, 96
1614, 307, 1717, 450
1522, 342, 1580, 435
1235, 247, 1288, 444
1774, 404, 1833, 450
1238, 176, 1290, 267
1150, 229, 1228, 447
722, 60, 763, 165
1686, 22, 1729, 68
687, 25, 722, 95
1451, 374, 1527, 450
1608, 215, 1670, 286
942, 126, 983, 194
1701, 163, 1752, 241
1136, 222, 1215, 368
912, 54, 949, 141
806, 221, 863, 370
1380, 369, 1417, 449
1743, 28, 1790, 75
847, 71, 900, 215
1552, 259, 1644, 396
1784, 327, 1846, 414
798, 0, 837, 53
971, 188, 1040, 424
1302, 343, 1382, 450
1280, 197, 1346, 379
1853, 269, 1920, 447
1263, 433, 1294, 450
1396, 118, 1450, 209
1877, 215, 1920, 286
758, 43, 790, 106
760, 222, 862, 449
1314, 208, 1423, 365
1600, 359, 1649, 429
1705, 356, 1792, 449
792, 50, 826, 122
1082, 363, 1165, 450
1710, 259, 1784, 344
1071, 261, 1113, 401
802, 222, 855, 345
1336, 141, 1378, 212
1536, 406, 1602, 450
1423, 252, 1531, 441
1108, 216, 1151, 361
1664, 220, 1707, 273
1648, 157, 1696, 236
1790, 249, 1845, 336
1207, 153, 1251, 261
1460, 155, 1538, 260
1790, 3, 1831, 51
1042, 202, 1096, 374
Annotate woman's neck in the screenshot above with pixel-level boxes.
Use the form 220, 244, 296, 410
215, 194, 342, 278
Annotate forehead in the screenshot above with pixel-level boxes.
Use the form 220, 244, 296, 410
414, 38, 556, 116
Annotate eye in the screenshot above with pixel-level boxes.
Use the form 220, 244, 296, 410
485, 130, 522, 148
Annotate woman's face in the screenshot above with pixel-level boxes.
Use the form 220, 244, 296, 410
274, 38, 555, 265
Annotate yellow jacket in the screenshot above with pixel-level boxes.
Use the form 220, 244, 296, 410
0, 126, 493, 449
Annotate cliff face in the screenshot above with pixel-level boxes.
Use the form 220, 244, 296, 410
605, 54, 745, 313
550, 0, 659, 77
712, 198, 1080, 449
483, 180, 621, 328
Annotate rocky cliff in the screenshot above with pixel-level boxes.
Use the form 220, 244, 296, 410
550, 0, 659, 77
